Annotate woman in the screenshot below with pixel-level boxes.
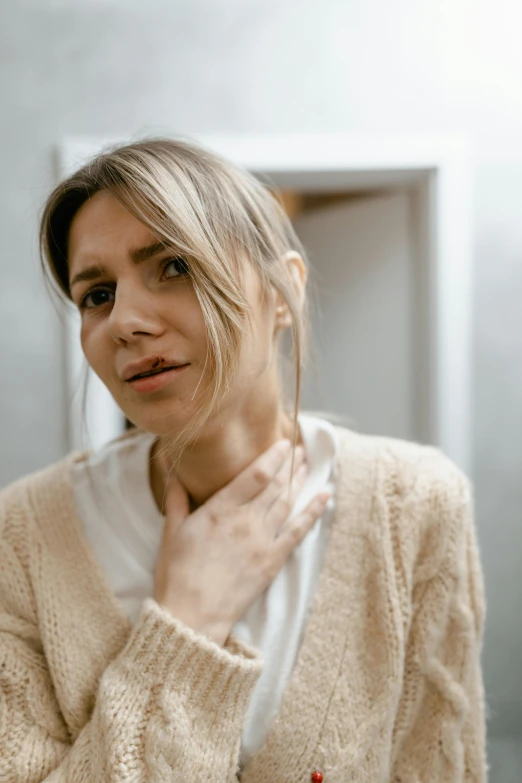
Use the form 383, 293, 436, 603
0, 139, 486, 782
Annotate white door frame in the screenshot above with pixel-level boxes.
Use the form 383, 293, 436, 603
57, 134, 473, 473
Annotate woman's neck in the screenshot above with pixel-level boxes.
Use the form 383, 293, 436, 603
149, 404, 301, 514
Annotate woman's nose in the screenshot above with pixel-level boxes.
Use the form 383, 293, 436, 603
108, 286, 164, 345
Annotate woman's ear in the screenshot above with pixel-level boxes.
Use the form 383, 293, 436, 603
274, 251, 307, 331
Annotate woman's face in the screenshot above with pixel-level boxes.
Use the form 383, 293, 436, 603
68, 191, 280, 437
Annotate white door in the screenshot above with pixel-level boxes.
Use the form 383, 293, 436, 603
294, 191, 415, 441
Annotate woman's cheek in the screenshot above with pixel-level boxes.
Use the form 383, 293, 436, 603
80, 321, 112, 386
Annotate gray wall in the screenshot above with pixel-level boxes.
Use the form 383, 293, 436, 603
2, 0, 521, 771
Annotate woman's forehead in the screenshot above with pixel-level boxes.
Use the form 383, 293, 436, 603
68, 191, 155, 274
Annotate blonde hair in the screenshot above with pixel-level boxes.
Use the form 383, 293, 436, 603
40, 138, 309, 462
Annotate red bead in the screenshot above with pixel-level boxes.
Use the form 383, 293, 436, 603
311, 772, 323, 783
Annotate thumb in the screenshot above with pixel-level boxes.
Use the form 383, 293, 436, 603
161, 478, 190, 545
164, 477, 190, 523
156, 448, 190, 526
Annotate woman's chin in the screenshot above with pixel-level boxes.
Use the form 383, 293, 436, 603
123, 407, 194, 439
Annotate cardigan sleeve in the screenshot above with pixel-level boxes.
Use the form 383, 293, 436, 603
390, 464, 487, 781
0, 593, 261, 782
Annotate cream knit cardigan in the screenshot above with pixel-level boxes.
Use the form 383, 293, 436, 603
0, 427, 486, 782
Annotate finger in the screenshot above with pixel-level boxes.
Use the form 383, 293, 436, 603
263, 461, 309, 532
218, 438, 293, 505
274, 492, 331, 556
252, 445, 306, 513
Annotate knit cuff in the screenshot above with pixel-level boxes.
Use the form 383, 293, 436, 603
119, 598, 263, 710
225, 633, 260, 662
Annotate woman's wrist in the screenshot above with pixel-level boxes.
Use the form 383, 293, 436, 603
155, 599, 230, 647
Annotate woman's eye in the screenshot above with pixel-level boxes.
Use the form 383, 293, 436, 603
81, 288, 115, 310
162, 256, 189, 279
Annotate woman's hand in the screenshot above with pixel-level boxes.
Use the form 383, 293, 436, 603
153, 439, 330, 646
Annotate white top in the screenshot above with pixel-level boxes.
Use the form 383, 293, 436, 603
71, 413, 338, 768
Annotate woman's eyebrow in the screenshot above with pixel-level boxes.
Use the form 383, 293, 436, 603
70, 264, 107, 289
130, 241, 167, 263
70, 242, 168, 289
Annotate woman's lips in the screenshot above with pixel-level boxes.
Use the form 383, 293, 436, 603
127, 364, 189, 393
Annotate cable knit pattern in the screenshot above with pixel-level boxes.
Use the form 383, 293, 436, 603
0, 428, 486, 782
